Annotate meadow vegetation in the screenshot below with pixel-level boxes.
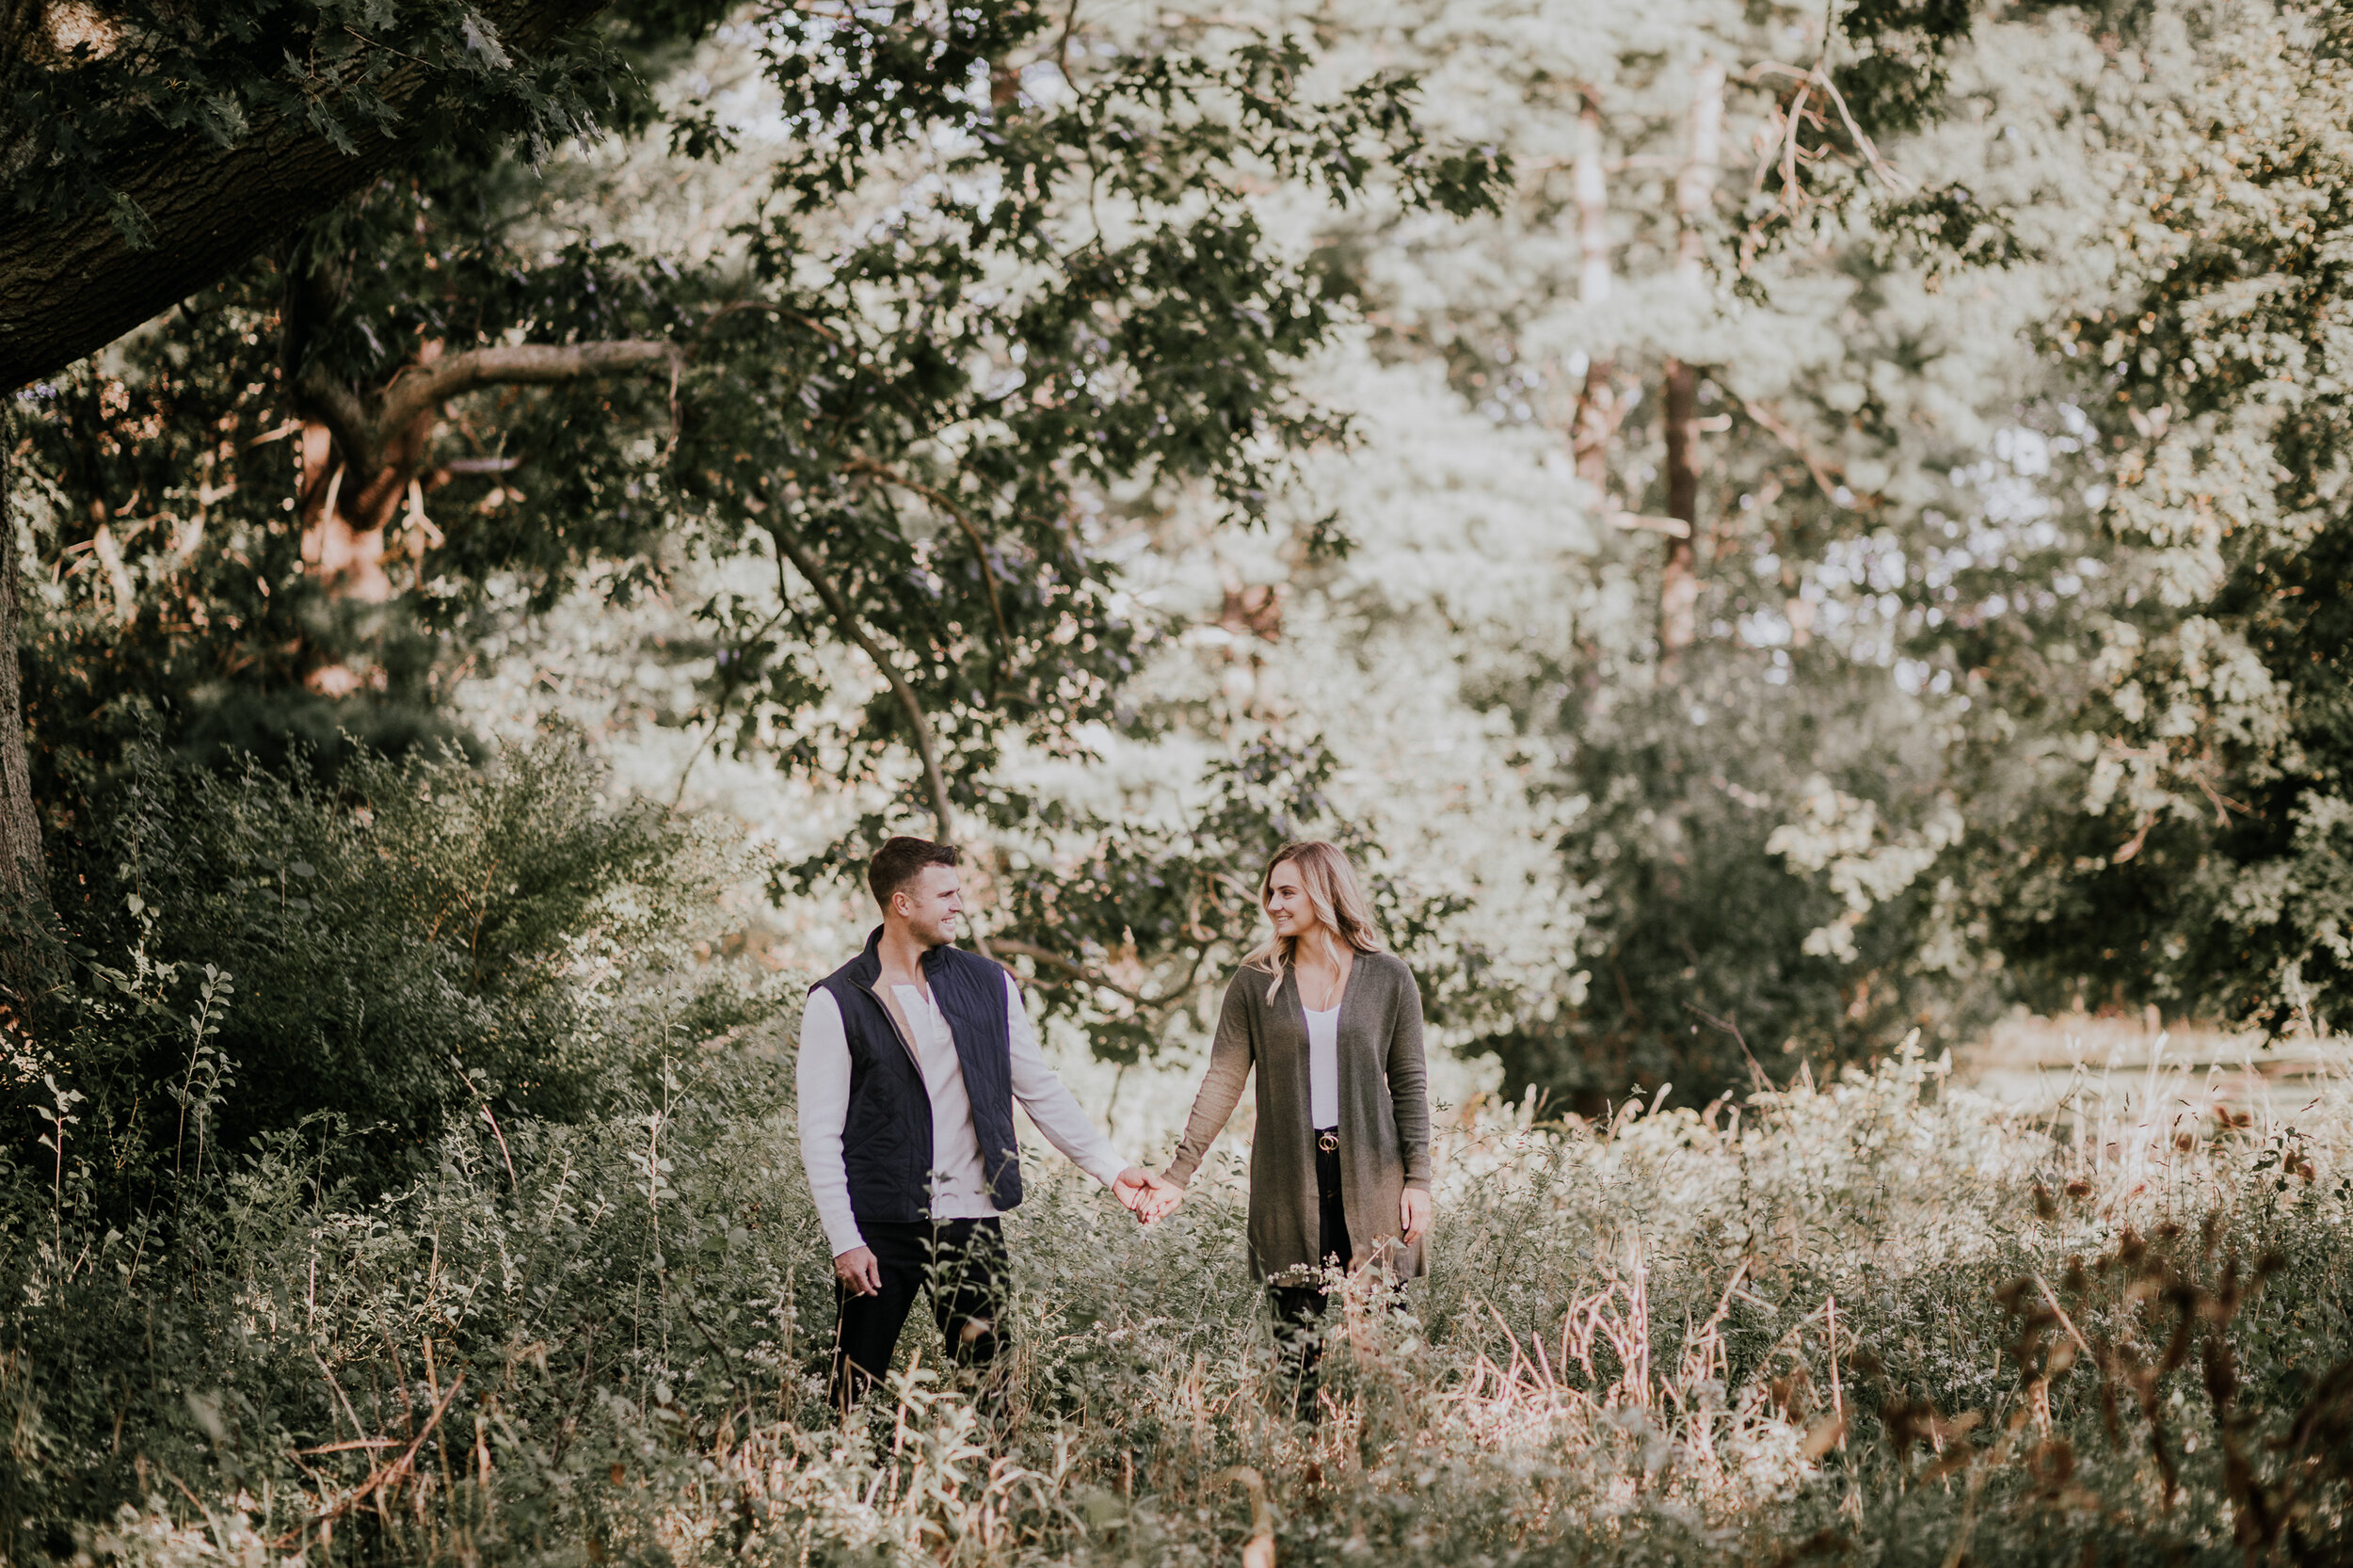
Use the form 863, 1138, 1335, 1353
6, 754, 2349, 1568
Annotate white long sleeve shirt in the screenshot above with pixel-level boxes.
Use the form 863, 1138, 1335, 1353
796, 970, 1128, 1257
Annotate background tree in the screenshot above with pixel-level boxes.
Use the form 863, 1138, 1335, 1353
1962, 0, 2353, 1037
1, 0, 724, 954
1159, 0, 2057, 1104
5, 3, 1506, 1032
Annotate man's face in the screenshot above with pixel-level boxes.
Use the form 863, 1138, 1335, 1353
891, 864, 965, 948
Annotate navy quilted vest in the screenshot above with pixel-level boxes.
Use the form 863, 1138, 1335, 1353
813, 927, 1021, 1225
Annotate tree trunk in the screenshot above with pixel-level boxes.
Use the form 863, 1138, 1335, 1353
0, 0, 613, 392
1660, 59, 1723, 659
1570, 89, 1620, 493
1676, 59, 1725, 285
1576, 91, 1612, 310
1659, 358, 1701, 652
0, 414, 55, 1003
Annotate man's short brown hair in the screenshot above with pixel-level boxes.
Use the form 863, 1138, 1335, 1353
869, 836, 959, 909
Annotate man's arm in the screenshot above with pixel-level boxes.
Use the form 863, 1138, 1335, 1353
794, 990, 878, 1290
1003, 974, 1132, 1188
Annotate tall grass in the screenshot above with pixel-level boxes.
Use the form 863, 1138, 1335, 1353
6, 1035, 2349, 1566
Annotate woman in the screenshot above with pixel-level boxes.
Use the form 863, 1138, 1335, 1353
1153, 840, 1433, 1407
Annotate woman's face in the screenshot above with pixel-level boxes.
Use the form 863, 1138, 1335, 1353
1264, 861, 1323, 942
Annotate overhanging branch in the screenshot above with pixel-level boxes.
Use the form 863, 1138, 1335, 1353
295, 339, 683, 530
984, 937, 1198, 1014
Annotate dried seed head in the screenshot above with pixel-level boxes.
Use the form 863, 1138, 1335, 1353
2033, 1184, 2059, 1221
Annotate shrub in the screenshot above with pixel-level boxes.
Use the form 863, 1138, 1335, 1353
8, 736, 776, 1214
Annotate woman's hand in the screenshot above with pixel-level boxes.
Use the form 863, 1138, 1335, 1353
1114, 1166, 1184, 1224
1399, 1187, 1431, 1247
1142, 1172, 1186, 1224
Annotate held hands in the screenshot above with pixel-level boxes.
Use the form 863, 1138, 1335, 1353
1112, 1165, 1185, 1224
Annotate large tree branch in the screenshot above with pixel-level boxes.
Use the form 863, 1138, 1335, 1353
375, 342, 683, 440
0, 0, 615, 392
296, 367, 382, 478
297, 340, 682, 529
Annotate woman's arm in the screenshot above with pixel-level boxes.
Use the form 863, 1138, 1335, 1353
1162, 976, 1256, 1188
1386, 965, 1433, 1191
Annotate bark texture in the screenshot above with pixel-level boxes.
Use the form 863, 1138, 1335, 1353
0, 415, 54, 999
0, 0, 612, 392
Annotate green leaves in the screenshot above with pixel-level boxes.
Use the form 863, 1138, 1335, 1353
10, 738, 774, 1207
1965, 0, 2353, 1034
3, 2, 623, 237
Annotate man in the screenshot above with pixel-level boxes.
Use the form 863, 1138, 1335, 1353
796, 836, 1172, 1408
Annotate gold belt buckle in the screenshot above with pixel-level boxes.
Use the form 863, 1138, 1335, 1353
1317, 1130, 1339, 1153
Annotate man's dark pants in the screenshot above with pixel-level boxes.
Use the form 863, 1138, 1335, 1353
829, 1217, 1011, 1409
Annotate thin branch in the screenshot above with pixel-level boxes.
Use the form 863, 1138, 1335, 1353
984, 936, 1196, 1013
1683, 1000, 1771, 1092
274, 1372, 463, 1545
1745, 61, 1907, 191
843, 454, 1013, 670
1609, 512, 1692, 539
698, 297, 840, 345
1741, 399, 1847, 504
767, 524, 958, 844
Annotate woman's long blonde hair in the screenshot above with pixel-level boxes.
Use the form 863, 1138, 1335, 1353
1241, 840, 1385, 985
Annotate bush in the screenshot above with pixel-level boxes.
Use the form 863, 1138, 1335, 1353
1492, 647, 1998, 1112
8, 736, 776, 1213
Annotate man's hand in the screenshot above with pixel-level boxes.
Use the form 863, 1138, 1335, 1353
1113, 1166, 1184, 1224
1400, 1187, 1432, 1247
1142, 1172, 1185, 1224
834, 1245, 881, 1296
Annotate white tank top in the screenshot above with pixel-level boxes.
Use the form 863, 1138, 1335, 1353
1305, 1004, 1340, 1128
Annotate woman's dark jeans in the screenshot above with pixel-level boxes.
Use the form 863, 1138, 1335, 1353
1269, 1133, 1353, 1416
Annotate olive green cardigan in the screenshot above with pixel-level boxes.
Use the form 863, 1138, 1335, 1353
1164, 952, 1433, 1283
